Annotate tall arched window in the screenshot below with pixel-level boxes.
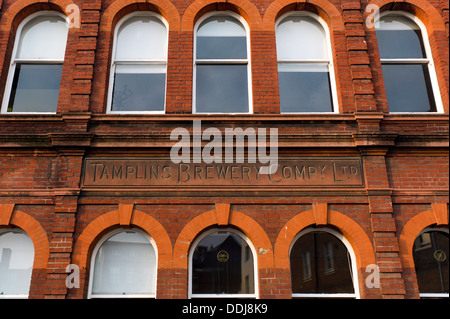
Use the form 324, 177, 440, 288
0, 230, 35, 298
276, 12, 338, 113
290, 228, 359, 298
189, 228, 257, 298
413, 228, 449, 298
108, 12, 168, 113
88, 229, 158, 298
194, 12, 251, 114
1, 12, 69, 113
375, 12, 443, 113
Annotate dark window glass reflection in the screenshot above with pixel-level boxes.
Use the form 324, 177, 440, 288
413, 231, 449, 295
196, 64, 249, 113
197, 37, 247, 60
7, 64, 63, 113
382, 64, 436, 112
112, 70, 166, 112
192, 231, 254, 295
278, 64, 333, 112
376, 29, 426, 59
290, 231, 354, 294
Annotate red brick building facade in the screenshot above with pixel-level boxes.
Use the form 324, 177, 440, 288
0, 0, 448, 299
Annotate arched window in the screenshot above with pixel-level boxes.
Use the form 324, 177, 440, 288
0, 230, 35, 298
194, 12, 252, 114
88, 229, 157, 298
276, 12, 337, 113
413, 228, 449, 298
189, 228, 257, 298
108, 13, 168, 113
375, 12, 443, 113
290, 228, 359, 298
1, 12, 69, 113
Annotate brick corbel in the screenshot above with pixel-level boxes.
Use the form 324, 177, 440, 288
119, 203, 135, 226
0, 204, 15, 226
215, 203, 231, 226
312, 203, 327, 225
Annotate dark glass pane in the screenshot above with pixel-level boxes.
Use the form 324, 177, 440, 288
382, 63, 436, 112
196, 64, 249, 113
112, 70, 166, 112
278, 64, 333, 113
196, 36, 247, 60
192, 231, 254, 294
290, 231, 354, 294
376, 16, 426, 59
376, 29, 426, 59
7, 64, 63, 112
413, 231, 449, 294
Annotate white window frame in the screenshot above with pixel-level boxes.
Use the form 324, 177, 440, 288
415, 227, 449, 299
106, 12, 169, 114
289, 228, 360, 299
87, 228, 158, 299
375, 11, 444, 114
193, 11, 253, 114
1, 11, 69, 114
188, 228, 259, 299
275, 11, 340, 114
0, 229, 35, 299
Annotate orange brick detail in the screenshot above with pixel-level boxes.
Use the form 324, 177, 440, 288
275, 209, 375, 270
215, 203, 231, 226
0, 204, 15, 225
432, 203, 449, 226
181, 0, 263, 31
173, 209, 274, 268
73, 209, 172, 268
312, 203, 328, 225
263, 0, 345, 32
118, 203, 134, 225
399, 205, 449, 269
4, 209, 50, 268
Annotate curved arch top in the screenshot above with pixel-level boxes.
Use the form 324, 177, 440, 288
399, 204, 448, 269
100, 0, 181, 31
72, 206, 173, 269
263, 0, 345, 32
173, 208, 274, 269
181, 0, 263, 32
365, 0, 446, 33
0, 205, 49, 269
274, 208, 375, 269
0, 0, 76, 30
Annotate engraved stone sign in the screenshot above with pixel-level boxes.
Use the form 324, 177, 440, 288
81, 157, 365, 190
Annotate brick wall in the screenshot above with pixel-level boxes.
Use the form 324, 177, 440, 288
0, 0, 448, 299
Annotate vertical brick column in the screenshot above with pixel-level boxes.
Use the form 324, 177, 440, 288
361, 149, 406, 298
251, 30, 280, 114
166, 31, 193, 114
45, 195, 78, 299
342, 1, 377, 112
59, 1, 101, 113
46, 148, 84, 298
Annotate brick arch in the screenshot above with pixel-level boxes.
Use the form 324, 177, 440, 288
99, 0, 181, 31
72, 205, 172, 268
262, 0, 345, 32
274, 206, 375, 270
0, 0, 75, 30
173, 204, 274, 268
365, 0, 446, 33
399, 204, 448, 269
0, 204, 49, 268
180, 0, 263, 31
